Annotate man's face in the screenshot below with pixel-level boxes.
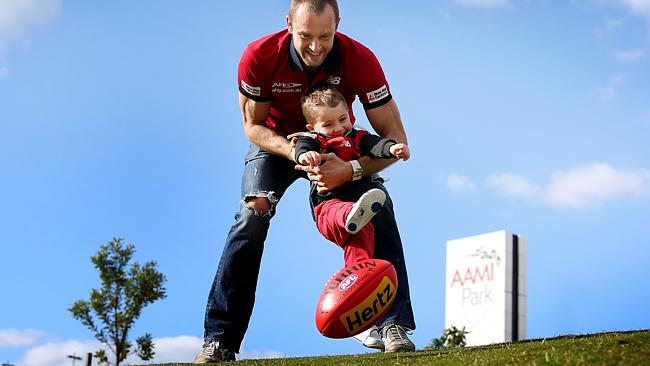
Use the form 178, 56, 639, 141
287, 3, 338, 69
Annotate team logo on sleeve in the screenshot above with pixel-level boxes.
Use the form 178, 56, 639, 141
366, 85, 389, 103
241, 80, 261, 96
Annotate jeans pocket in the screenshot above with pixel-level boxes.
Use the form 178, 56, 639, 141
244, 144, 271, 164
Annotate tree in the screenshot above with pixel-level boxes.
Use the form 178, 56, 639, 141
425, 326, 469, 350
69, 238, 167, 366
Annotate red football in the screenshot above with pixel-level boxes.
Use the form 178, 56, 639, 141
315, 258, 398, 338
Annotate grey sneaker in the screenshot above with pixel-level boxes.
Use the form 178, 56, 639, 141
194, 340, 235, 363
352, 325, 385, 351
345, 188, 386, 234
381, 325, 416, 353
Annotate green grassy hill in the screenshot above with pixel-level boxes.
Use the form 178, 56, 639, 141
165, 329, 650, 365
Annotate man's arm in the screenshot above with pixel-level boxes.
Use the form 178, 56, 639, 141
357, 98, 407, 175
240, 93, 294, 160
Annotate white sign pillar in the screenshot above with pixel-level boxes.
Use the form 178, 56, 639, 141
445, 230, 527, 346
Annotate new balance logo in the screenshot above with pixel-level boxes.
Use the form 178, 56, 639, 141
327, 76, 341, 85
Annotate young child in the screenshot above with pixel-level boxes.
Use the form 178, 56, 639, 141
293, 85, 410, 267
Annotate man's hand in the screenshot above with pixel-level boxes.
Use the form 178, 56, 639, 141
295, 152, 352, 193
287, 136, 298, 161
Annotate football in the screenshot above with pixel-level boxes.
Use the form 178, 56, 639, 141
315, 258, 398, 338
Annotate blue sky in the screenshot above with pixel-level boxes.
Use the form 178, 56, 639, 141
1, 0, 649, 364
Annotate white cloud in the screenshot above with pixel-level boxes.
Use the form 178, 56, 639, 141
619, 0, 650, 19
0, 0, 61, 53
597, 73, 624, 102
605, 17, 624, 31
613, 48, 645, 62
545, 163, 650, 209
15, 335, 284, 366
598, 85, 619, 101
129, 335, 205, 364
485, 163, 650, 209
446, 173, 478, 193
594, 2, 650, 37
609, 73, 625, 85
453, 0, 510, 8
21, 340, 101, 366
487, 173, 543, 200
595, 17, 624, 39
0, 329, 46, 347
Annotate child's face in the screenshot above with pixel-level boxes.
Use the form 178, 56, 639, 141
306, 101, 352, 137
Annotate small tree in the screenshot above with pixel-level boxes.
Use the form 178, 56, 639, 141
69, 238, 167, 366
425, 326, 469, 350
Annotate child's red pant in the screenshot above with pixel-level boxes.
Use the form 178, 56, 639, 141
313, 198, 374, 267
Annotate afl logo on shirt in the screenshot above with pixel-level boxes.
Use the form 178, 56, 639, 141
366, 85, 389, 103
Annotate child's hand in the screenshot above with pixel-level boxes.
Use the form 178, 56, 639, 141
390, 143, 410, 161
298, 151, 322, 167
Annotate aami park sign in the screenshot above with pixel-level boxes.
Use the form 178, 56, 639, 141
445, 230, 527, 346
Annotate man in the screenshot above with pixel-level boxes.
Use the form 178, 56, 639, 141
195, 1, 416, 362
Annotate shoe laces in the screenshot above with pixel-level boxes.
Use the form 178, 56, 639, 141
202, 341, 235, 360
201, 341, 218, 356
384, 325, 411, 341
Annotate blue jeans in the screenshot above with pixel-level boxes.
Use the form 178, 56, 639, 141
203, 144, 416, 352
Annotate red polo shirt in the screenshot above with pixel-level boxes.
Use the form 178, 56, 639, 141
238, 30, 392, 136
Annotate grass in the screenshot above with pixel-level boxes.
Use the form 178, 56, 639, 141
161, 329, 650, 365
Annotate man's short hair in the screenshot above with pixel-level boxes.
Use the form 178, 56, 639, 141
288, 0, 339, 21
301, 85, 347, 124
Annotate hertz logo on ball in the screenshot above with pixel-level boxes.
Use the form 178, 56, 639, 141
340, 276, 396, 334
315, 259, 398, 338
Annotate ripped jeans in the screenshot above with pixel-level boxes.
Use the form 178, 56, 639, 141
203, 144, 415, 352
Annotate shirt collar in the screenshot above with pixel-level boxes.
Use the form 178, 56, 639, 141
288, 34, 341, 73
